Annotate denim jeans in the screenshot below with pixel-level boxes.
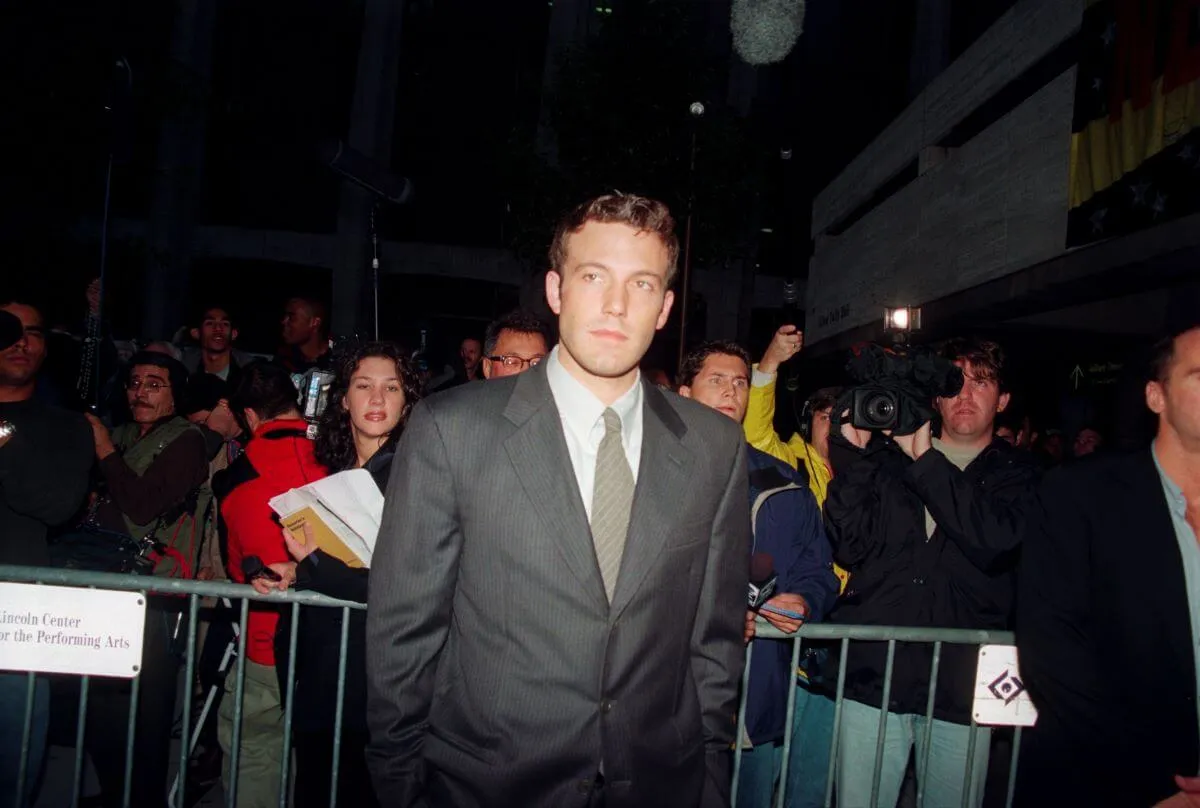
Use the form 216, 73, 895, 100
836, 699, 990, 808
0, 672, 49, 808
736, 740, 784, 808
784, 684, 836, 808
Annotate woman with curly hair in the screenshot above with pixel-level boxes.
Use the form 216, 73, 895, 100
282, 341, 421, 808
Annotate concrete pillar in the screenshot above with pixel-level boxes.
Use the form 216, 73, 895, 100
334, 0, 405, 340
908, 0, 951, 98
141, 0, 216, 340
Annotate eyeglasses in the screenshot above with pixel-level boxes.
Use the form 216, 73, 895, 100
488, 354, 544, 370
126, 379, 168, 393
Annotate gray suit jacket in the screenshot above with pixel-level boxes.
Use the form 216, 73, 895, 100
366, 362, 750, 808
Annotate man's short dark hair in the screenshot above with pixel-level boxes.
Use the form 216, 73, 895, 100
0, 295, 44, 321
290, 296, 330, 338
678, 340, 751, 388
1149, 322, 1200, 382
193, 302, 236, 328
940, 337, 1008, 391
231, 361, 299, 421
127, 351, 190, 401
806, 386, 843, 414
549, 193, 680, 286
484, 310, 554, 356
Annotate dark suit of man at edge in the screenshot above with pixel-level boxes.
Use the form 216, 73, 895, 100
365, 193, 750, 808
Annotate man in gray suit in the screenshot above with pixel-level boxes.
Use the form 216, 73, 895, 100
366, 193, 750, 808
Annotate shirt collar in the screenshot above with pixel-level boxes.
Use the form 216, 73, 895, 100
545, 345, 642, 435
1153, 443, 1188, 515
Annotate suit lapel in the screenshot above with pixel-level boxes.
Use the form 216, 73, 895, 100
1124, 450, 1195, 681
503, 366, 609, 611
610, 384, 695, 621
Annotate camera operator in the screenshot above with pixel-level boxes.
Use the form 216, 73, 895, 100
824, 338, 1038, 808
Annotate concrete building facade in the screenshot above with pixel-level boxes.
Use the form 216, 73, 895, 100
805, 0, 1200, 355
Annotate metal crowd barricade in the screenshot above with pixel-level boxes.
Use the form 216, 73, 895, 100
732, 621, 1022, 808
3, 565, 1022, 808
0, 565, 364, 808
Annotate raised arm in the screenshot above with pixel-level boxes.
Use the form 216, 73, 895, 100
743, 326, 806, 468
906, 448, 1037, 572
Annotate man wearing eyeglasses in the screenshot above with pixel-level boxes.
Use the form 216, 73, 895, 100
480, 309, 553, 380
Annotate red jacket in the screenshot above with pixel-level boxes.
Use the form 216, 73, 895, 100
218, 418, 327, 665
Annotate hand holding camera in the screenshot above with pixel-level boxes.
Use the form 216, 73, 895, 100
892, 421, 933, 461
835, 344, 963, 436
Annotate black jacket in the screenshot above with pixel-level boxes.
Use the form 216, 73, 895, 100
822, 433, 1039, 723
0, 398, 93, 565
1015, 450, 1199, 807
289, 448, 392, 734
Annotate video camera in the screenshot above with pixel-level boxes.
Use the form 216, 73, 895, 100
835, 343, 963, 436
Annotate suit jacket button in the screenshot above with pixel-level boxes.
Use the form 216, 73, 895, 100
601, 699, 614, 713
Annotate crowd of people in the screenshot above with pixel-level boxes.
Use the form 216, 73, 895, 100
0, 191, 1197, 808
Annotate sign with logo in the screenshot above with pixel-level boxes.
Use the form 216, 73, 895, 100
0, 584, 146, 679
972, 644, 1038, 727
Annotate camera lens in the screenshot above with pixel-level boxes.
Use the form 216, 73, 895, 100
864, 393, 896, 427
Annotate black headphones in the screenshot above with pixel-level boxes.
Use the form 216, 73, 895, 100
797, 395, 816, 442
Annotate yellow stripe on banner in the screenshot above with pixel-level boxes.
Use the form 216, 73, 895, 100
1070, 75, 1200, 209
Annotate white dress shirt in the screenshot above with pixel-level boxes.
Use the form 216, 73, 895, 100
545, 345, 643, 520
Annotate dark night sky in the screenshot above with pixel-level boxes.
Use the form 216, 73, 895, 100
0, 0, 1016, 350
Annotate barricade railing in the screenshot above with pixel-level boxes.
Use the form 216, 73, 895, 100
0, 565, 363, 808
1, 566, 1021, 808
733, 620, 1022, 808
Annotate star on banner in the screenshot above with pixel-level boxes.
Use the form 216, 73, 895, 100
1179, 144, 1195, 163
1152, 192, 1167, 219
1092, 77, 1104, 94
1101, 22, 1116, 47
1090, 208, 1107, 235
1130, 181, 1152, 206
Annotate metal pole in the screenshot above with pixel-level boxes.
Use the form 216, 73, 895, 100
371, 204, 380, 341
676, 123, 699, 374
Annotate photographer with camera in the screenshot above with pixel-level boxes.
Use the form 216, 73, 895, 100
824, 338, 1038, 808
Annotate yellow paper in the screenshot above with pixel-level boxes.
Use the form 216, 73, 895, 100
281, 507, 365, 569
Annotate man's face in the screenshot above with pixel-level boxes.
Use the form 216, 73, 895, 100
811, 406, 833, 460
482, 330, 547, 380
193, 308, 237, 354
936, 360, 1009, 444
679, 352, 750, 423
281, 300, 317, 346
545, 221, 674, 383
0, 303, 46, 388
1073, 428, 1103, 457
460, 338, 483, 371
126, 364, 176, 425
1147, 329, 1200, 448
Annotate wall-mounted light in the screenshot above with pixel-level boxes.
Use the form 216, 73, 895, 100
884, 306, 921, 332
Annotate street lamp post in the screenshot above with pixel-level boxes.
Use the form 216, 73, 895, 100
676, 101, 704, 375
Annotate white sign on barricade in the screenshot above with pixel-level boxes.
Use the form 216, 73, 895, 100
972, 644, 1039, 727
0, 583, 146, 679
